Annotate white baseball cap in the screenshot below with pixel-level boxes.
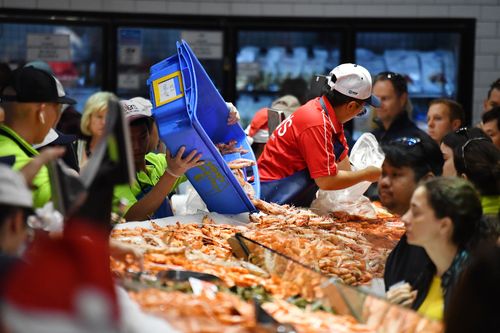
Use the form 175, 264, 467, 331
327, 63, 380, 107
0, 165, 32, 208
120, 97, 153, 122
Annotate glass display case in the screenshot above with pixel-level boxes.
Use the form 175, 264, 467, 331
3, 11, 474, 137
235, 30, 342, 127
236, 233, 444, 333
353, 31, 462, 139
116, 27, 224, 100
0, 22, 104, 109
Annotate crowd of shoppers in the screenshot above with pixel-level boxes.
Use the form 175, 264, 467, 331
0, 57, 498, 333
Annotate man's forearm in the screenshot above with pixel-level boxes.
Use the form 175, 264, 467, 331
315, 169, 371, 191
124, 172, 178, 221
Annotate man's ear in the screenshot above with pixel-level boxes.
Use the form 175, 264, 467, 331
6, 210, 24, 235
460, 173, 468, 180
399, 92, 408, 106
439, 216, 454, 240
421, 172, 434, 181
451, 119, 462, 131
36, 104, 46, 124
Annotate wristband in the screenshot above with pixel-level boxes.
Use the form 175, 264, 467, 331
165, 168, 181, 178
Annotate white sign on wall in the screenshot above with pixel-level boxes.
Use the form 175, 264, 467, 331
26, 34, 71, 62
118, 29, 143, 65
117, 73, 141, 90
180, 30, 223, 60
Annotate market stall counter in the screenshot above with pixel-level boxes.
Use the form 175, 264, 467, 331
110, 209, 442, 333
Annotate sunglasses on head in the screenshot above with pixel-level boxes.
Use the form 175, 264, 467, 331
389, 136, 421, 147
455, 127, 469, 138
375, 71, 408, 92
461, 137, 490, 172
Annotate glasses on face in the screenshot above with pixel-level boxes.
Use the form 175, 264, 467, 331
355, 101, 368, 117
389, 136, 422, 147
460, 137, 489, 171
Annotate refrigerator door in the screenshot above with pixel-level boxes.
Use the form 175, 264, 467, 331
236, 30, 342, 128
116, 27, 224, 99
0, 22, 104, 110
354, 31, 461, 140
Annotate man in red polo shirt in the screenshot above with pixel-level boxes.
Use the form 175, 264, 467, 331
258, 63, 381, 206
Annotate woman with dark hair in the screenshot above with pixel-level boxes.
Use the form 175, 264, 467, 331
441, 127, 500, 217
440, 127, 490, 178
453, 139, 500, 205
401, 177, 482, 321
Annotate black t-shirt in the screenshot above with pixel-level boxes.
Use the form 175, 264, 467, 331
372, 112, 427, 143
384, 234, 433, 308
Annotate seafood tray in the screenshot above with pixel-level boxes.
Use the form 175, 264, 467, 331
110, 214, 442, 333
235, 234, 443, 333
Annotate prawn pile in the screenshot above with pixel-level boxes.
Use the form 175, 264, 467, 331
110, 206, 441, 333
247, 198, 405, 285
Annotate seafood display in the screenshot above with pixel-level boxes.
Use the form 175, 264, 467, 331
110, 201, 440, 332
129, 289, 256, 333
246, 198, 405, 285
111, 220, 301, 298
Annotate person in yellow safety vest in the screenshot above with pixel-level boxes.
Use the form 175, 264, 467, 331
0, 66, 76, 208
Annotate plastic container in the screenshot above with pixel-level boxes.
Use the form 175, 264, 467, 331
147, 40, 259, 214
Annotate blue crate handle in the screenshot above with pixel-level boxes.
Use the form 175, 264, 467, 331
177, 42, 196, 114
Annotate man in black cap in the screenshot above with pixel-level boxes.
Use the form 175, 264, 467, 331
0, 66, 76, 208
24, 60, 80, 172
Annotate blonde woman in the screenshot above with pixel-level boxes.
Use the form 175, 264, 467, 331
78, 92, 117, 167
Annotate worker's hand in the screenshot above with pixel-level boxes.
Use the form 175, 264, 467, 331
38, 146, 66, 164
363, 166, 382, 182
226, 102, 240, 125
386, 282, 417, 308
165, 146, 204, 177
20, 146, 66, 185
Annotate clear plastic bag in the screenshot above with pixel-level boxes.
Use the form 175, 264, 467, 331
311, 133, 385, 217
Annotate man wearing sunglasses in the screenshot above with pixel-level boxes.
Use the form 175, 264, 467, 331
371, 72, 427, 143
380, 134, 445, 305
257, 63, 381, 207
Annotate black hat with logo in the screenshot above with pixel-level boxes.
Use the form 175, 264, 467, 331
0, 66, 76, 105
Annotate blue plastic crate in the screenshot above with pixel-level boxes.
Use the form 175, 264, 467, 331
147, 40, 259, 214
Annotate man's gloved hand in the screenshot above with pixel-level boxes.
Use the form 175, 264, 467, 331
386, 282, 418, 308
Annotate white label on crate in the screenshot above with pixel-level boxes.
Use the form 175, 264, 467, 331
181, 30, 223, 59
158, 78, 177, 103
26, 33, 71, 62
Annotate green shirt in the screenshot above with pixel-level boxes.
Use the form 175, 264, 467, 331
0, 124, 51, 208
113, 152, 186, 216
481, 195, 500, 216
